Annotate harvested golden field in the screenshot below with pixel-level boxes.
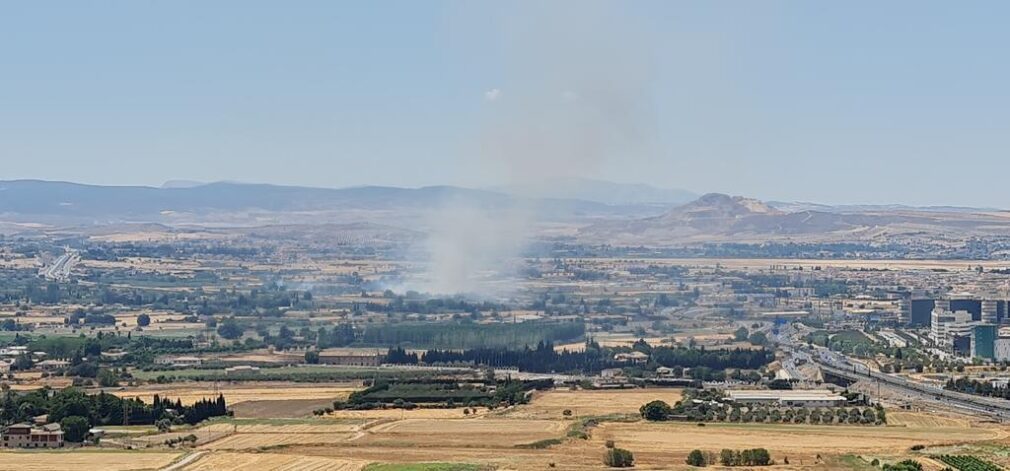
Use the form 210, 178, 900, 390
234, 422, 359, 434
283, 444, 602, 470
509, 388, 682, 419
231, 398, 336, 419
115, 311, 192, 328
128, 423, 235, 447
9, 377, 73, 390
886, 411, 974, 428
201, 432, 356, 450
596, 421, 1004, 464
327, 407, 488, 420
111, 385, 356, 406
0, 451, 181, 471
359, 418, 566, 448
183, 452, 367, 471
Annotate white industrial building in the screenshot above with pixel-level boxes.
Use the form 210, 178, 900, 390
725, 390, 846, 408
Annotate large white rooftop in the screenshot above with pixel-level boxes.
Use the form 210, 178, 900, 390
726, 390, 844, 401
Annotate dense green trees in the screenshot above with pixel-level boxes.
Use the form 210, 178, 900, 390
417, 340, 610, 374
639, 400, 673, 421
97, 368, 119, 387
216, 318, 243, 339
0, 388, 227, 430
604, 447, 635, 467
687, 448, 772, 467
385, 347, 418, 364
651, 347, 774, 371
653, 389, 885, 426
947, 377, 1010, 399
883, 460, 922, 471
60, 416, 90, 442
686, 449, 708, 467
315, 324, 355, 348
720, 448, 772, 466
359, 321, 584, 350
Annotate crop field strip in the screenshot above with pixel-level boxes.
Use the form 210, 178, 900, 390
200, 432, 358, 450
0, 451, 182, 471
182, 451, 367, 471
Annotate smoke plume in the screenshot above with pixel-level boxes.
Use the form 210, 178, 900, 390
416, 1, 656, 297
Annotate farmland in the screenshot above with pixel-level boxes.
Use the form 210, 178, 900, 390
182, 452, 367, 471
107, 384, 357, 406
506, 388, 683, 419
594, 421, 1003, 464
5, 213, 1010, 471
105, 388, 1000, 470
0, 451, 181, 471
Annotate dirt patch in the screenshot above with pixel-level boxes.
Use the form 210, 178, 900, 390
232, 398, 337, 419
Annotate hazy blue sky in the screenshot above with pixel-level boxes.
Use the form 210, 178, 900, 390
2, 1, 1010, 206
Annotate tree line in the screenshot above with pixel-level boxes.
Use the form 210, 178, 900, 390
359, 321, 585, 349
686, 448, 772, 467
651, 346, 774, 370
390, 340, 613, 374
946, 377, 1010, 399
0, 388, 228, 442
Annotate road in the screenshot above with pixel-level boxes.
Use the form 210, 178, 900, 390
40, 248, 79, 281
160, 451, 207, 471
775, 323, 1010, 420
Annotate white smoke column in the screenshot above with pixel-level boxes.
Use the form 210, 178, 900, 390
417, 1, 657, 297
421, 200, 527, 296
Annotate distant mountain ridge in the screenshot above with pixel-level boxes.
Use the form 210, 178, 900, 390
580, 192, 1010, 246
0, 179, 662, 226
0, 180, 504, 215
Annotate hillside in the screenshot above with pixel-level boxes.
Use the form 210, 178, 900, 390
580, 193, 1010, 246
0, 180, 662, 227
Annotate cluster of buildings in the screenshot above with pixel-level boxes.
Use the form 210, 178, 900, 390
916, 295, 1010, 360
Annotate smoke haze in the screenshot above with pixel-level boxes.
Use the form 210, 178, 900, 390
416, 2, 658, 296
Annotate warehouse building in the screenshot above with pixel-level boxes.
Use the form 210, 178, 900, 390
725, 390, 846, 408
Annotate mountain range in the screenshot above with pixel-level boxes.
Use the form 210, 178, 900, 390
579, 193, 1010, 246
0, 179, 684, 226
5, 180, 1010, 247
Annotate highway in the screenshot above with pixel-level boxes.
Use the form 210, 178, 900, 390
39, 248, 79, 281
776, 324, 1010, 420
